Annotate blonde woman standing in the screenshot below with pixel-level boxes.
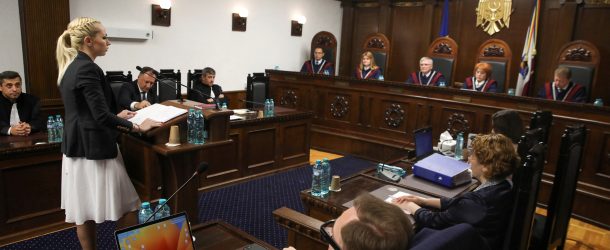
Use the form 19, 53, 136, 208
56, 17, 160, 249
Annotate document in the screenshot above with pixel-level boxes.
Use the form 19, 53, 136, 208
128, 103, 187, 125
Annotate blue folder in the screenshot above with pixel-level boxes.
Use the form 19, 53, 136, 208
413, 153, 471, 188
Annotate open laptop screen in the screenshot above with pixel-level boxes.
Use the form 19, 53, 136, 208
414, 126, 434, 159
115, 212, 195, 250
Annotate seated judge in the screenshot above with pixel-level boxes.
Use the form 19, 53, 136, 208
188, 67, 227, 104
463, 62, 498, 93
406, 57, 446, 86
393, 133, 519, 249
0, 71, 44, 136
354, 51, 382, 80
538, 66, 587, 103
117, 66, 158, 111
300, 47, 334, 75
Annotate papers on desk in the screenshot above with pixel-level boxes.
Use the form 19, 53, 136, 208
230, 115, 244, 121
384, 191, 412, 203
128, 104, 187, 125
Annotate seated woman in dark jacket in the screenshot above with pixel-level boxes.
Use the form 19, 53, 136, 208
394, 133, 519, 249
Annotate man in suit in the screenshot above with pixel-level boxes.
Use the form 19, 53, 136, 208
300, 47, 334, 75
188, 67, 227, 104
117, 66, 158, 111
406, 57, 446, 86
0, 71, 44, 136
538, 66, 587, 103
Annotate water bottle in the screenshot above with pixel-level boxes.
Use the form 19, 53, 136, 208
454, 132, 464, 161
311, 160, 323, 197
274, 66, 280, 70
187, 109, 195, 143
264, 99, 270, 117
378, 75, 384, 81
55, 115, 63, 143
439, 81, 446, 87
222, 102, 228, 109
269, 99, 275, 116
154, 198, 171, 220
138, 202, 154, 224
47, 116, 56, 143
594, 98, 604, 107
321, 158, 331, 195
323, 69, 330, 76
195, 109, 205, 144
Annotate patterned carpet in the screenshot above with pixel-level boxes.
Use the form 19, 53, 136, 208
1, 155, 374, 249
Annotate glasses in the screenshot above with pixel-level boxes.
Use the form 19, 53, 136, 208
320, 219, 341, 250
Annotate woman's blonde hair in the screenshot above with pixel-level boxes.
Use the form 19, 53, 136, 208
471, 133, 520, 180
56, 17, 101, 85
359, 51, 378, 70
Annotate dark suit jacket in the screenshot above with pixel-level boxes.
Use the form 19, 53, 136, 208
188, 82, 227, 104
59, 51, 132, 160
414, 180, 514, 249
117, 80, 158, 110
0, 93, 44, 135
410, 223, 490, 250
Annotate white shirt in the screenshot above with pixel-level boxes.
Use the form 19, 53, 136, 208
6, 103, 20, 135
130, 85, 147, 110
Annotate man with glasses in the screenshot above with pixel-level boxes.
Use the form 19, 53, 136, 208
319, 193, 413, 250
300, 47, 334, 75
406, 57, 446, 86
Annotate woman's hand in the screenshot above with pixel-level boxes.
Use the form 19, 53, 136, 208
393, 201, 421, 214
393, 195, 426, 206
118, 110, 137, 119
137, 119, 162, 132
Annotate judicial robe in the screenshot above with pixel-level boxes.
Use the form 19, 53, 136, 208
538, 81, 587, 103
463, 77, 498, 93
354, 67, 382, 80
300, 59, 334, 75
406, 71, 446, 86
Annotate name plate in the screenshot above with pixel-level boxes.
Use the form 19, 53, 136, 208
452, 95, 472, 103
285, 76, 297, 81
334, 81, 350, 87
388, 87, 404, 93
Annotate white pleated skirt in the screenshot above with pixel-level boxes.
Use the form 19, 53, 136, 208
61, 147, 140, 225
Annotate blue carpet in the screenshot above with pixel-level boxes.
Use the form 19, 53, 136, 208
1, 155, 374, 249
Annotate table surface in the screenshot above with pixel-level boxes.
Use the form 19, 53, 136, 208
192, 220, 277, 250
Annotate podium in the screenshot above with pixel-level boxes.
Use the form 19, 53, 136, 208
121, 100, 233, 223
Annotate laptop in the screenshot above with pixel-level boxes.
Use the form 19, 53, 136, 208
413, 126, 440, 160
115, 212, 195, 250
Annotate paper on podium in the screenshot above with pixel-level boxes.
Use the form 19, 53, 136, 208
128, 103, 187, 125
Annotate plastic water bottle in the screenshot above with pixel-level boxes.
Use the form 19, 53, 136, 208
269, 99, 275, 116
264, 99, 270, 117
55, 115, 63, 142
154, 198, 171, 220
195, 109, 205, 144
594, 98, 604, 107
47, 116, 56, 142
323, 69, 330, 76
455, 132, 464, 161
311, 160, 323, 197
138, 202, 154, 224
439, 81, 446, 87
321, 158, 331, 195
222, 102, 228, 109
378, 75, 384, 81
187, 109, 195, 143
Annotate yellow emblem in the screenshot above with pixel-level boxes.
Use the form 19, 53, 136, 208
476, 0, 513, 35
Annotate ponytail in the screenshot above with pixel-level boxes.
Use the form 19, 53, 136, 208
55, 17, 101, 85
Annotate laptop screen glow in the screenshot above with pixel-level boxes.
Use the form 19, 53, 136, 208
414, 127, 434, 159
115, 212, 195, 250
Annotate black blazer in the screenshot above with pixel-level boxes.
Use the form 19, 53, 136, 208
414, 180, 514, 249
0, 93, 44, 135
59, 51, 132, 160
188, 82, 227, 104
117, 80, 158, 110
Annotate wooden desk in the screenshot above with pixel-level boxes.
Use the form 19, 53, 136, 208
269, 70, 610, 228
0, 133, 64, 244
192, 220, 276, 250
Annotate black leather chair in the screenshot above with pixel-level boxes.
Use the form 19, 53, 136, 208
427, 37, 458, 86
157, 69, 181, 102
555, 40, 600, 102
477, 39, 512, 93
311, 31, 338, 71
529, 111, 553, 144
105, 71, 132, 104
530, 124, 587, 250
186, 69, 203, 100
246, 73, 269, 109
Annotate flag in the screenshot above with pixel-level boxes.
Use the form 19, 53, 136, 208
439, 0, 449, 37
516, 0, 541, 96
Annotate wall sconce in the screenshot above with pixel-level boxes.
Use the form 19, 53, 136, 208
232, 9, 248, 32
291, 16, 306, 37
152, 1, 172, 27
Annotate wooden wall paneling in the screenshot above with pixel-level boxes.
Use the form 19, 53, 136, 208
340, 0, 356, 75
377, 0, 393, 36
223, 90, 246, 109
573, 4, 610, 103
19, 0, 69, 115
388, 4, 431, 81
350, 4, 381, 75
245, 125, 277, 175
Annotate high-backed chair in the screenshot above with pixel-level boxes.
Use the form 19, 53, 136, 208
530, 124, 587, 250
362, 33, 390, 75
273, 207, 327, 250
246, 73, 269, 109
504, 141, 546, 250
427, 36, 458, 86
311, 31, 338, 70
477, 39, 512, 93
105, 71, 133, 104
157, 69, 181, 102
529, 111, 553, 144
555, 40, 600, 102
186, 69, 203, 100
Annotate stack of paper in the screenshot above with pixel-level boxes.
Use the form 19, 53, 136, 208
128, 104, 187, 125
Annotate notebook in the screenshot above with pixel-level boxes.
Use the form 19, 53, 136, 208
115, 212, 195, 250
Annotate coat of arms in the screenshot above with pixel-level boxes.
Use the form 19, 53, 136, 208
476, 0, 513, 35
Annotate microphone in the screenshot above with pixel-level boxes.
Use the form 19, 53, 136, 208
239, 99, 267, 107
145, 162, 209, 223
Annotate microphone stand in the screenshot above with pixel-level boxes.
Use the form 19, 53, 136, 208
144, 171, 200, 223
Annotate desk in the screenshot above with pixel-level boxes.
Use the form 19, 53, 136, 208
269, 70, 610, 228
192, 220, 276, 250
0, 133, 64, 244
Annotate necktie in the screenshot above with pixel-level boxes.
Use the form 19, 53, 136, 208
141, 92, 146, 101
10, 103, 20, 126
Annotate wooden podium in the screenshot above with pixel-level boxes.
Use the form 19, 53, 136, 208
122, 100, 233, 223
